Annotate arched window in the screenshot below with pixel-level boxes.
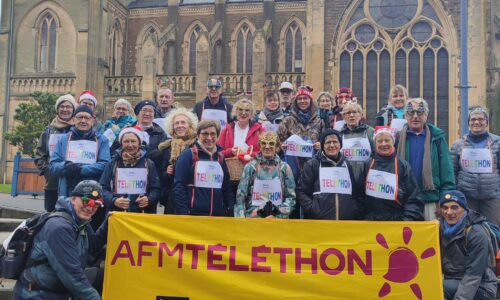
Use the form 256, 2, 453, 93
235, 24, 253, 73
285, 21, 303, 72
189, 25, 201, 74
335, 0, 456, 137
37, 12, 57, 72
109, 21, 123, 76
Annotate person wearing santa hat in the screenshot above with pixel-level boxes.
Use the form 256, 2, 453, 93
49, 105, 111, 229
79, 90, 103, 132
35, 94, 77, 212
100, 126, 160, 213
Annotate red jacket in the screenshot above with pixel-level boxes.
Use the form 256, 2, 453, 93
217, 121, 264, 157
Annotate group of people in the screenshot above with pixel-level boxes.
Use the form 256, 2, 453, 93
15, 78, 498, 299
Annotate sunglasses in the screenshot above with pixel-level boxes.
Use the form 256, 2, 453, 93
259, 141, 277, 147
406, 107, 426, 116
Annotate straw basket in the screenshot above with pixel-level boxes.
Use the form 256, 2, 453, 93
225, 146, 253, 181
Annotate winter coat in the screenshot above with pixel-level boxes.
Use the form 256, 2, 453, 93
193, 95, 233, 125
49, 127, 111, 198
173, 143, 235, 216
278, 105, 325, 179
234, 154, 295, 218
159, 139, 197, 214
340, 123, 375, 181
297, 152, 363, 220
217, 121, 264, 158
451, 133, 500, 200
100, 150, 161, 213
361, 152, 423, 221
35, 124, 72, 191
398, 123, 456, 203
440, 211, 498, 299
100, 115, 136, 137
13, 197, 107, 300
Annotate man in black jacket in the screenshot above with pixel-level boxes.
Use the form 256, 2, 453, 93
439, 190, 498, 300
193, 78, 233, 129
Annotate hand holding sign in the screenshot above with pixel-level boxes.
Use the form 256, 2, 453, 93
136, 195, 149, 208
115, 196, 130, 210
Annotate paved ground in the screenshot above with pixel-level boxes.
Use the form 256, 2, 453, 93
0, 193, 44, 215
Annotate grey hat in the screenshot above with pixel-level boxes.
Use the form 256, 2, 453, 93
71, 180, 103, 199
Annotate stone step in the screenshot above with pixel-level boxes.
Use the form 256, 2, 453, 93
0, 207, 36, 220
0, 219, 23, 233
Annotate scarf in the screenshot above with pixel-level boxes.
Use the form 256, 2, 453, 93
393, 107, 405, 119
121, 150, 142, 167
397, 124, 434, 190
263, 107, 283, 123
297, 110, 311, 125
50, 116, 73, 129
169, 137, 197, 164
197, 141, 217, 156
442, 212, 468, 238
467, 131, 489, 144
70, 127, 96, 141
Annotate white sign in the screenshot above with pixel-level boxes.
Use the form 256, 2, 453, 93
153, 118, 167, 134
103, 129, 116, 147
390, 118, 407, 132
66, 140, 98, 164
365, 169, 397, 201
319, 166, 352, 195
116, 168, 148, 195
48, 133, 66, 156
263, 123, 280, 133
201, 109, 228, 129
285, 134, 314, 158
251, 178, 283, 207
194, 160, 224, 189
334, 120, 345, 131
342, 137, 372, 161
460, 148, 494, 173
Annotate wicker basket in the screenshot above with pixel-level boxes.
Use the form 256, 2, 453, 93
225, 146, 253, 181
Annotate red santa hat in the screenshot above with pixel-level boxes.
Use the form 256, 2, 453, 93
79, 90, 97, 107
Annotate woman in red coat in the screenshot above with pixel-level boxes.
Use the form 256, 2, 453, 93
218, 98, 264, 159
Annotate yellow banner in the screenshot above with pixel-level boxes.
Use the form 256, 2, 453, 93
103, 213, 443, 300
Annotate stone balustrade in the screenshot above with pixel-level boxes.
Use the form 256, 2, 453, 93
10, 75, 76, 95
104, 76, 142, 96
265, 72, 306, 91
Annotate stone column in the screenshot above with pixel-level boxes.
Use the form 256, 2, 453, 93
305, 0, 325, 97
252, 30, 266, 109
467, 0, 487, 107
196, 31, 210, 101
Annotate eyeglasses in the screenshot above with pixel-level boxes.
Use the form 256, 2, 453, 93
208, 85, 221, 91
237, 108, 251, 114
140, 108, 155, 115
75, 115, 92, 121
200, 132, 217, 138
296, 96, 310, 102
406, 108, 426, 117
280, 89, 292, 94
343, 111, 359, 116
469, 118, 486, 123
58, 105, 73, 110
337, 95, 351, 100
260, 141, 277, 147
324, 140, 340, 145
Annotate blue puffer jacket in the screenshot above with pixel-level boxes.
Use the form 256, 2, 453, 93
451, 132, 500, 200
173, 143, 235, 216
13, 197, 108, 300
100, 115, 136, 137
49, 127, 111, 198
100, 149, 161, 213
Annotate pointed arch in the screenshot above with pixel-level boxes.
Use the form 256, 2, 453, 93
182, 20, 208, 74
34, 9, 60, 72
135, 22, 162, 75
279, 16, 306, 73
108, 19, 124, 75
331, 0, 458, 140
230, 18, 256, 73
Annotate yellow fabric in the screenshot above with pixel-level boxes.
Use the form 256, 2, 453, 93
103, 213, 443, 300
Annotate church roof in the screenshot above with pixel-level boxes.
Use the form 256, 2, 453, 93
128, 0, 167, 9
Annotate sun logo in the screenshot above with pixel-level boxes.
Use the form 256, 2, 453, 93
376, 227, 436, 299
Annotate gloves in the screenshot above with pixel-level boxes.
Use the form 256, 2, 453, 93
63, 162, 81, 177
257, 201, 280, 218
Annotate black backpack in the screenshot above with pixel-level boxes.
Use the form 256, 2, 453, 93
0, 211, 74, 279
464, 221, 500, 276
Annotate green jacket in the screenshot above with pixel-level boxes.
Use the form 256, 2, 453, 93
400, 123, 455, 202
235, 154, 296, 218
